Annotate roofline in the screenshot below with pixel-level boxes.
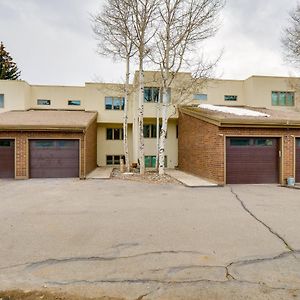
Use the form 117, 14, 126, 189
179, 106, 300, 128
0, 126, 85, 132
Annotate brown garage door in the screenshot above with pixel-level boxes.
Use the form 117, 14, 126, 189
0, 139, 15, 178
30, 140, 79, 178
226, 137, 279, 184
296, 138, 300, 183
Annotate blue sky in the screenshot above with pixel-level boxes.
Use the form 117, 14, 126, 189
0, 0, 299, 85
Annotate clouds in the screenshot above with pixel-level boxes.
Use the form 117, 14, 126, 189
0, 0, 299, 85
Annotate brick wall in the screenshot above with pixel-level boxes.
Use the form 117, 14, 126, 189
84, 120, 97, 175
179, 111, 300, 185
0, 131, 84, 179
178, 112, 224, 184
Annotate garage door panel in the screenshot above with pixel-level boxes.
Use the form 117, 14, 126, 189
296, 139, 300, 183
226, 138, 279, 184
30, 139, 79, 178
0, 140, 15, 178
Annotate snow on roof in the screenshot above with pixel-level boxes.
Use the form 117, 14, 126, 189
198, 104, 270, 117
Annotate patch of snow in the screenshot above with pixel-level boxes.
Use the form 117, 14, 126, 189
198, 104, 270, 117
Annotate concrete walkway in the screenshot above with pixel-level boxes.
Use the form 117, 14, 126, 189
166, 169, 218, 187
86, 167, 113, 179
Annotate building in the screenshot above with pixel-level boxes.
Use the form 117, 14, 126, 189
0, 71, 299, 183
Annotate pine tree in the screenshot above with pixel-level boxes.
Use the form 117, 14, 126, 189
0, 42, 21, 80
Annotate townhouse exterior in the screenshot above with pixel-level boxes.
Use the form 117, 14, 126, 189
0, 71, 300, 184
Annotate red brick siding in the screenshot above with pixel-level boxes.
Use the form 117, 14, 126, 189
178, 112, 224, 183
0, 131, 84, 179
84, 120, 97, 175
179, 111, 300, 185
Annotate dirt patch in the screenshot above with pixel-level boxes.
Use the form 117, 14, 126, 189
0, 290, 123, 300
112, 168, 180, 185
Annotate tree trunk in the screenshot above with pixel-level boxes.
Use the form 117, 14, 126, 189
158, 85, 168, 175
138, 57, 145, 175
123, 56, 130, 172
155, 101, 160, 170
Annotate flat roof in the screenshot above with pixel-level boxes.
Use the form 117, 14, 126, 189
0, 110, 97, 131
180, 106, 300, 128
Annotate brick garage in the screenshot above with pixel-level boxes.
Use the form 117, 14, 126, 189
0, 110, 97, 179
179, 106, 300, 185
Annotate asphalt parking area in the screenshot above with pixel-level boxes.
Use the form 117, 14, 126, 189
0, 179, 299, 299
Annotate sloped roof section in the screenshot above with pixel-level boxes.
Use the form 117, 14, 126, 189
180, 105, 300, 128
0, 110, 97, 131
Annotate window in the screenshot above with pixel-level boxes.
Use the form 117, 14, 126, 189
106, 128, 123, 140
68, 100, 81, 106
271, 91, 294, 106
230, 138, 273, 147
37, 99, 51, 105
224, 95, 237, 101
0, 140, 11, 147
144, 156, 167, 168
106, 155, 125, 165
144, 87, 160, 103
105, 97, 124, 110
34, 140, 55, 148
230, 138, 251, 146
143, 124, 166, 138
0, 94, 4, 108
176, 125, 178, 139
194, 93, 207, 101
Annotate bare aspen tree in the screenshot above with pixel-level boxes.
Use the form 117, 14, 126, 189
128, 0, 159, 175
150, 0, 224, 175
92, 0, 136, 172
282, 4, 300, 67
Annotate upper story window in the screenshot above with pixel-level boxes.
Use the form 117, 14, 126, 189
194, 93, 207, 101
272, 91, 294, 106
68, 100, 81, 106
144, 87, 160, 103
224, 95, 237, 101
0, 94, 4, 108
106, 128, 123, 140
37, 99, 51, 105
105, 96, 124, 110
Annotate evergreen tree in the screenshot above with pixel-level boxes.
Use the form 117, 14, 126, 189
0, 42, 21, 80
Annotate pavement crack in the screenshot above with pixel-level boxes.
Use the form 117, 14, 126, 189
230, 186, 293, 251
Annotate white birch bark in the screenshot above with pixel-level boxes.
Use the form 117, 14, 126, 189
138, 59, 145, 174
123, 56, 130, 172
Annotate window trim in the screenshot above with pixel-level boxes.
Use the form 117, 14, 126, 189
106, 128, 124, 140
224, 95, 238, 101
37, 99, 51, 106
193, 93, 208, 101
106, 155, 125, 165
68, 100, 81, 106
105, 96, 125, 110
271, 91, 295, 107
0, 94, 4, 108
144, 87, 160, 103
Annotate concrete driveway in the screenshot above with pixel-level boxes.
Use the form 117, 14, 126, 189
0, 179, 299, 299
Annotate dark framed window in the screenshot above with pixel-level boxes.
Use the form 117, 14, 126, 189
37, 99, 51, 105
271, 91, 294, 106
0, 140, 11, 147
34, 140, 55, 148
194, 93, 207, 101
224, 95, 237, 101
106, 155, 125, 165
143, 124, 166, 138
230, 138, 274, 147
144, 155, 167, 168
106, 128, 123, 140
144, 87, 160, 103
105, 97, 124, 110
0, 94, 4, 108
68, 100, 81, 106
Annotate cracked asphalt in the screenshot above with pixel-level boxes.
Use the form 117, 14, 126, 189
0, 179, 300, 299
